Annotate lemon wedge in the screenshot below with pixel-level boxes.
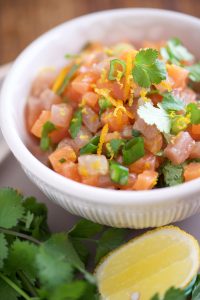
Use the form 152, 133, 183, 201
96, 226, 200, 300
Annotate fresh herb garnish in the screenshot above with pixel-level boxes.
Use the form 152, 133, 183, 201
57, 64, 79, 95
122, 137, 145, 165
161, 92, 185, 111
0, 188, 130, 300
40, 121, 56, 151
109, 161, 129, 186
138, 102, 171, 133
187, 63, 200, 82
161, 38, 194, 65
162, 161, 184, 186
187, 103, 200, 124
80, 136, 100, 155
151, 287, 186, 300
108, 59, 126, 81
65, 53, 79, 59
69, 109, 82, 139
132, 48, 167, 88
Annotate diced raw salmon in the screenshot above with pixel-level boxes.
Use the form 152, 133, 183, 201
78, 155, 108, 176
58, 161, 81, 182
188, 124, 200, 141
83, 92, 99, 110
73, 126, 92, 150
31, 110, 51, 138
164, 131, 195, 165
49, 145, 76, 172
101, 108, 130, 132
133, 170, 158, 190
51, 103, 73, 128
105, 131, 121, 143
133, 117, 159, 139
144, 134, 163, 155
172, 88, 196, 106
82, 106, 101, 133
167, 64, 189, 89
190, 142, 200, 159
129, 153, 156, 174
184, 163, 200, 182
31, 70, 57, 97
71, 72, 99, 94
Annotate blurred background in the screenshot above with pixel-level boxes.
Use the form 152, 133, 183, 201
0, 0, 200, 65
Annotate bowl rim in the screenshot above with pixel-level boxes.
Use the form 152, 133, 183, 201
1, 7, 200, 206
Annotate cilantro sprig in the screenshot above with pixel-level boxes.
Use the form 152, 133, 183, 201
132, 48, 167, 88
0, 187, 199, 300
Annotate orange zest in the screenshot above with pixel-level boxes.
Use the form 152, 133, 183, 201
97, 123, 109, 155
52, 67, 68, 93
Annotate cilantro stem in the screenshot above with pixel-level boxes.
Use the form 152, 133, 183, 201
0, 272, 32, 300
0, 228, 41, 245
72, 237, 98, 244
17, 270, 38, 297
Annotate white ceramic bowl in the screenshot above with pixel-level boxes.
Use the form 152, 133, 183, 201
1, 8, 200, 228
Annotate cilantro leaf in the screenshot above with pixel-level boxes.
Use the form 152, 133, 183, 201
162, 162, 183, 186
0, 188, 24, 229
70, 239, 89, 264
138, 102, 171, 133
150, 287, 186, 300
187, 62, 200, 82
0, 277, 19, 300
40, 121, 56, 151
36, 233, 74, 289
161, 38, 194, 65
22, 197, 50, 241
5, 240, 38, 284
191, 275, 200, 300
161, 92, 185, 111
95, 228, 126, 264
0, 233, 8, 269
187, 103, 200, 124
132, 49, 167, 88
69, 109, 82, 139
69, 219, 103, 239
49, 280, 89, 300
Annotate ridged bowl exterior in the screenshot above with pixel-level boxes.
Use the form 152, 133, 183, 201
22, 165, 200, 228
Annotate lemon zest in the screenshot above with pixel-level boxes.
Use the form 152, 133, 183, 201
91, 160, 101, 170
97, 124, 109, 155
79, 98, 86, 108
52, 67, 68, 93
59, 108, 66, 116
79, 166, 88, 177
100, 68, 108, 83
79, 135, 89, 140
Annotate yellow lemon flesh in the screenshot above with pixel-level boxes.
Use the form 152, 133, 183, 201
96, 226, 200, 300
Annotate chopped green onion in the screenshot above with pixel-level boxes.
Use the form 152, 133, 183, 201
57, 64, 79, 95
40, 121, 56, 151
171, 115, 189, 134
106, 139, 125, 159
187, 103, 200, 124
80, 136, 100, 155
69, 109, 82, 139
98, 98, 113, 116
108, 59, 126, 81
109, 161, 129, 185
132, 129, 141, 137
122, 137, 145, 165
59, 158, 66, 164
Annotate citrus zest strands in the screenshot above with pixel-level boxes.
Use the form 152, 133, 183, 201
52, 67, 68, 93
124, 51, 133, 100
97, 124, 109, 155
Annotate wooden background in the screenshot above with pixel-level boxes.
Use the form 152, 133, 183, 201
0, 0, 200, 65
